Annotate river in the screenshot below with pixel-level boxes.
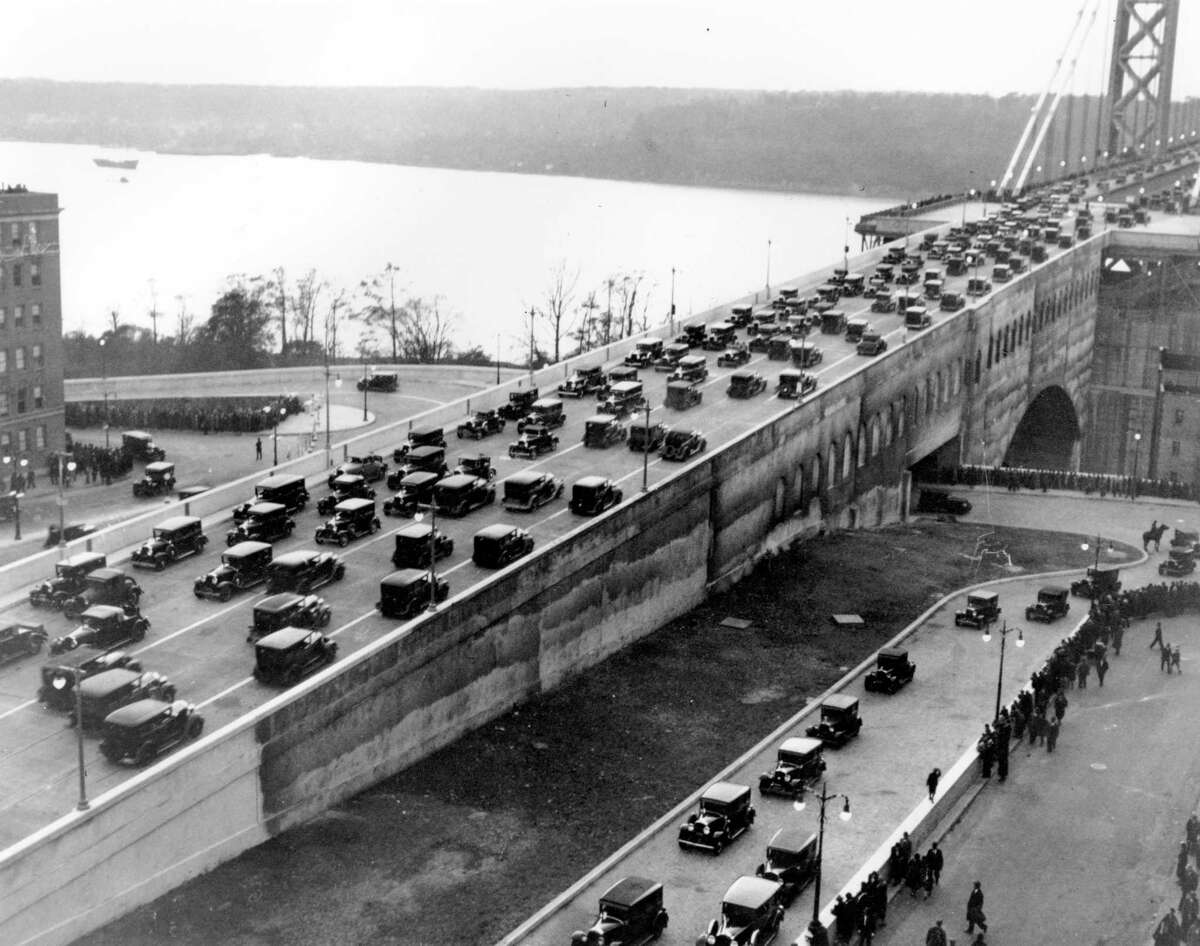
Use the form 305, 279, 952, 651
0, 140, 894, 360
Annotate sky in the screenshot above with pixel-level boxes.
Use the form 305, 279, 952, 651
5, 0, 1200, 98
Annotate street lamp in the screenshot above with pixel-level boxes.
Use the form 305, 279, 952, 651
413, 502, 441, 612
361, 355, 369, 422
1131, 431, 1142, 499
263, 405, 285, 466
669, 267, 677, 336
496, 334, 501, 385
766, 239, 773, 299
982, 622, 1024, 722
641, 402, 652, 492
1080, 535, 1110, 572
842, 216, 850, 273
57, 456, 77, 553
99, 336, 110, 449
3, 455, 27, 540
52, 670, 89, 810
794, 782, 852, 929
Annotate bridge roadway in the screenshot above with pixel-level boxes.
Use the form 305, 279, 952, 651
0, 200, 1088, 851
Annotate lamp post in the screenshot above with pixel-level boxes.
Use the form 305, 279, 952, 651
263, 405, 285, 466
642, 402, 652, 492
51, 670, 89, 810
1080, 535, 1108, 572
842, 216, 850, 273
3, 455, 26, 540
413, 502, 440, 612
57, 456, 77, 553
361, 355, 369, 422
766, 239, 772, 299
99, 336, 109, 449
795, 782, 852, 929
669, 267, 677, 336
1131, 431, 1142, 499
496, 334, 501, 385
982, 622, 1024, 722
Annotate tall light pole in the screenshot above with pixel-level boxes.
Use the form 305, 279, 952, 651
1131, 431, 1142, 499
52, 671, 89, 810
263, 405, 285, 466
641, 402, 652, 492
57, 455, 77, 554
843, 216, 850, 273
795, 782, 851, 929
496, 334, 501, 385
1080, 535, 1107, 572
765, 239, 772, 299
99, 336, 110, 449
982, 622, 1024, 722
3, 455, 26, 540
669, 267, 677, 336
361, 355, 369, 422
414, 501, 440, 612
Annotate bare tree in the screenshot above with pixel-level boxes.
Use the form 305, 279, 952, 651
612, 273, 652, 337
174, 295, 193, 345
355, 262, 405, 363
538, 260, 579, 363
265, 266, 288, 354
400, 295, 454, 362
324, 286, 348, 360
289, 269, 323, 349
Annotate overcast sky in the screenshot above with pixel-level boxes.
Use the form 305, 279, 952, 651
7, 0, 1200, 97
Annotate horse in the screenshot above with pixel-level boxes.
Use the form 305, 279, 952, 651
1143, 521, 1168, 551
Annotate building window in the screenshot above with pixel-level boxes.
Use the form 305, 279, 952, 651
30, 303, 40, 326
11, 264, 21, 287
31, 343, 42, 366
13, 347, 24, 371
0, 393, 8, 416
0, 350, 6, 373
27, 222, 36, 245
30, 263, 40, 288
1175, 409, 1186, 425
9, 223, 19, 248
15, 388, 26, 413
16, 428, 26, 452
35, 424, 45, 449
0, 431, 8, 449
0, 307, 5, 329
13, 306, 22, 328
32, 384, 42, 409
1172, 440, 1181, 457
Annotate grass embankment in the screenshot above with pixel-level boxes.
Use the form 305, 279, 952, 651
79, 521, 1133, 946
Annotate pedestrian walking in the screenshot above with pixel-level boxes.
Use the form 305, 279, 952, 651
857, 903, 878, 945
927, 842, 944, 885
1178, 842, 1191, 884
1096, 656, 1109, 687
1054, 690, 1069, 722
25, 466, 35, 489
1152, 621, 1165, 649
997, 738, 1009, 781
1113, 622, 1124, 656
1187, 814, 1200, 860
965, 881, 988, 935
925, 919, 948, 946
906, 857, 925, 897
978, 725, 995, 778
1174, 645, 1183, 673
833, 894, 854, 943
1029, 710, 1043, 745
1046, 715, 1060, 753
1157, 907, 1183, 946
926, 767, 941, 801
1163, 643, 1175, 674
1076, 657, 1090, 689
867, 872, 887, 927
921, 855, 935, 899
255, 436, 263, 461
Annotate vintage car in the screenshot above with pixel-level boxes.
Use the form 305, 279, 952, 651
863, 647, 917, 694
377, 569, 450, 620
131, 516, 208, 570
755, 828, 818, 907
327, 455, 388, 487
50, 605, 150, 655
315, 497, 380, 546
1025, 585, 1071, 622
132, 461, 177, 498
392, 425, 447, 461
748, 311, 779, 336
625, 339, 664, 368
748, 326, 781, 353
597, 381, 646, 418
62, 568, 143, 620
856, 333, 888, 356
517, 397, 567, 433
895, 291, 924, 314
569, 476, 624, 517
386, 446, 449, 489
717, 344, 752, 368
654, 342, 691, 373
664, 381, 703, 411
226, 501, 296, 546
456, 410, 506, 440
819, 310, 847, 335
74, 668, 177, 731
1170, 528, 1199, 553
39, 650, 143, 710
767, 336, 794, 362
502, 470, 564, 512
804, 694, 863, 748
670, 355, 709, 384
357, 372, 398, 392
967, 276, 992, 297
0, 623, 47, 663
844, 318, 870, 345
194, 541, 273, 601
1160, 549, 1197, 578
497, 389, 539, 423
434, 473, 496, 516
923, 279, 944, 301
266, 549, 346, 594
955, 590, 1002, 628
571, 876, 669, 946
508, 425, 559, 460
914, 488, 972, 516
99, 699, 204, 766
249, 592, 331, 642
790, 341, 822, 368
317, 474, 376, 516
121, 430, 166, 462
472, 524, 534, 569
43, 522, 99, 548
629, 421, 668, 454
383, 471, 440, 518
584, 414, 628, 448
702, 322, 738, 351
391, 522, 454, 569
681, 322, 708, 347
728, 372, 767, 399
454, 453, 497, 482
558, 365, 606, 398
254, 626, 338, 686
661, 428, 706, 461
678, 781, 756, 854
233, 474, 310, 520
728, 304, 755, 327
776, 370, 817, 400
29, 551, 109, 609
599, 365, 639, 393
940, 291, 966, 312
904, 305, 932, 330
758, 736, 826, 799
1070, 566, 1121, 599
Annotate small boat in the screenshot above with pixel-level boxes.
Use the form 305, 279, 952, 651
93, 157, 138, 170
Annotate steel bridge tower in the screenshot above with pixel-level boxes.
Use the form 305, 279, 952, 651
1105, 0, 1180, 158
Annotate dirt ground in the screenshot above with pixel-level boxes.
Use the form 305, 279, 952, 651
76, 521, 1119, 946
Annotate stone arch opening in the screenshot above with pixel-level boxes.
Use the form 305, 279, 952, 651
1003, 385, 1081, 470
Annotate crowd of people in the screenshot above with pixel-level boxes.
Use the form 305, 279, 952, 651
926, 464, 1199, 504
43, 443, 135, 489
1154, 812, 1200, 945
65, 395, 304, 434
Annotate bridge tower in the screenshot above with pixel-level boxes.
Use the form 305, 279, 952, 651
1104, 0, 1180, 159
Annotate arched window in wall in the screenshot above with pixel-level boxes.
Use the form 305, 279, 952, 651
857, 424, 869, 468
842, 435, 854, 481
871, 415, 882, 456
827, 444, 838, 486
